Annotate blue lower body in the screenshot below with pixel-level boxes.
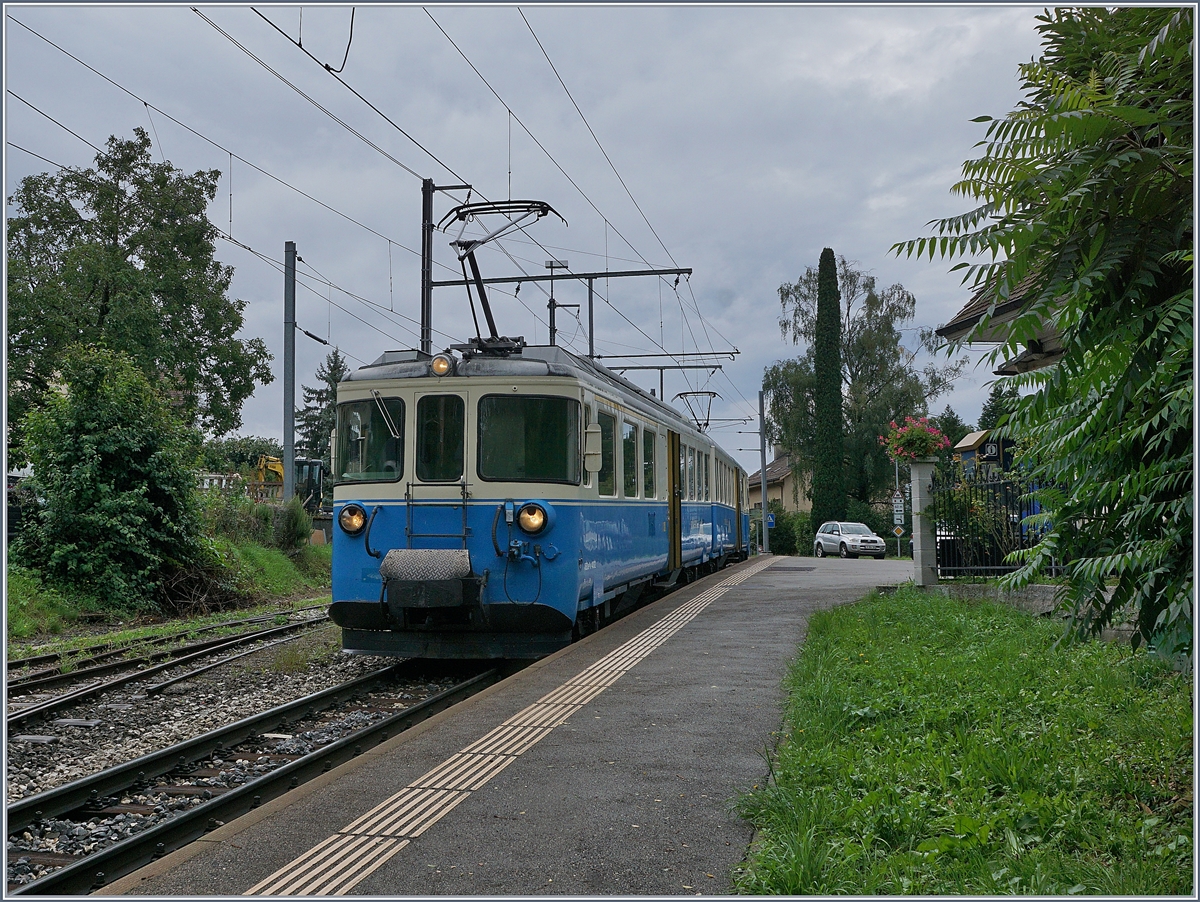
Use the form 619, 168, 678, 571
330, 497, 746, 658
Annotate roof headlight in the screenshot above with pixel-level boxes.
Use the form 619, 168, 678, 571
339, 503, 367, 535
517, 502, 548, 535
431, 353, 454, 377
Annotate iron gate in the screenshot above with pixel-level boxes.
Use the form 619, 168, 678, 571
930, 471, 1060, 577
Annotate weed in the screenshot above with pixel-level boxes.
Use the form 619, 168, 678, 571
735, 586, 1193, 895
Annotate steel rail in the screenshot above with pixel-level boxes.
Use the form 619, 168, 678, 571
6, 617, 329, 728
7, 618, 324, 696
8, 661, 407, 831
6, 603, 329, 673
9, 666, 500, 896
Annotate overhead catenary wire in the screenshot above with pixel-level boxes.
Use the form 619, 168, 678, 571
7, 89, 104, 154
249, 5, 675, 363
5, 15, 448, 275
422, 10, 737, 395
519, 9, 741, 365
247, 7, 468, 185
4, 75, 453, 357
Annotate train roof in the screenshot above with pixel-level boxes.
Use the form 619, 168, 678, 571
344, 346, 725, 453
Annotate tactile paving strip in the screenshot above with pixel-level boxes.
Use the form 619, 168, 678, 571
246, 555, 780, 895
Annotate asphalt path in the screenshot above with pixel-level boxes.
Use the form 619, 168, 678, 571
102, 555, 913, 896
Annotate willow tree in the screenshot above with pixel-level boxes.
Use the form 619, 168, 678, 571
896, 8, 1193, 655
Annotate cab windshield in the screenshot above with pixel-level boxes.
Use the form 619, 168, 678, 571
842, 523, 873, 535
335, 397, 405, 482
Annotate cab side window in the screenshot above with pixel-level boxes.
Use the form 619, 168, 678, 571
597, 412, 616, 497
622, 421, 639, 498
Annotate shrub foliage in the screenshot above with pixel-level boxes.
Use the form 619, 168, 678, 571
895, 8, 1193, 654
16, 345, 206, 612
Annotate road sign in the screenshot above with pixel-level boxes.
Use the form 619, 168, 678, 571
766, 513, 775, 528
893, 526, 905, 537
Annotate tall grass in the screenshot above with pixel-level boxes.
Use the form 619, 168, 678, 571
736, 586, 1193, 895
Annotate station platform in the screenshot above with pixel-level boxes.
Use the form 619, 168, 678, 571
102, 555, 914, 896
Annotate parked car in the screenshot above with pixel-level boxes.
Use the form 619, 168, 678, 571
813, 521, 887, 559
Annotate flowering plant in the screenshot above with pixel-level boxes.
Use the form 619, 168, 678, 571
878, 416, 951, 461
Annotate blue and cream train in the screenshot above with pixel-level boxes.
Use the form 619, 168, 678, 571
328, 344, 751, 659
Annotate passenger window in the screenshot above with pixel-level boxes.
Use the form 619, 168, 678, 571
417, 394, 464, 481
703, 453, 710, 501
643, 430, 656, 500
622, 421, 639, 498
687, 446, 696, 501
598, 412, 616, 496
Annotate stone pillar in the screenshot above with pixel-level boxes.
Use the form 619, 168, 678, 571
911, 457, 938, 586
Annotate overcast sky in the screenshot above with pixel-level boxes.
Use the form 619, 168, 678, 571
4, 3, 1047, 474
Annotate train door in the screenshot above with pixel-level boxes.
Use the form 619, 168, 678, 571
667, 431, 682, 571
735, 466, 744, 551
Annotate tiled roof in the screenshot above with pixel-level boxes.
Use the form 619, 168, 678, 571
748, 454, 792, 485
936, 270, 1042, 343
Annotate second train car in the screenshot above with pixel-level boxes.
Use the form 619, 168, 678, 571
328, 344, 750, 659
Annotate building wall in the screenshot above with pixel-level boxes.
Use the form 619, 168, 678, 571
747, 462, 811, 513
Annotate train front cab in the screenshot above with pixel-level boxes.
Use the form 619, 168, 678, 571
328, 360, 749, 660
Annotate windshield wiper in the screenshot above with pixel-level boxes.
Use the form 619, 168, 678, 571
371, 390, 400, 440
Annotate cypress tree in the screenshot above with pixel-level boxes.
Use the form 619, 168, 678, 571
810, 247, 845, 525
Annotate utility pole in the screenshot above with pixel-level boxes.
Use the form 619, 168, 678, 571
759, 390, 769, 554
420, 179, 472, 356
420, 180, 433, 355
546, 260, 575, 346
283, 241, 296, 503
587, 277, 594, 359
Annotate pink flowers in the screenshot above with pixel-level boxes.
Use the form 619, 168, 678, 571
878, 416, 951, 461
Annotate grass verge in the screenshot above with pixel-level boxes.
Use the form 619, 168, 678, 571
7, 541, 332, 656
735, 585, 1193, 895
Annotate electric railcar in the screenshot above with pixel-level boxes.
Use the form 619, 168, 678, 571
328, 344, 751, 659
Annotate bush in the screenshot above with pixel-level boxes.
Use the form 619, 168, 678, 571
846, 498, 890, 541
15, 345, 205, 613
272, 495, 313, 556
6, 565, 78, 639
766, 503, 814, 557
199, 484, 274, 545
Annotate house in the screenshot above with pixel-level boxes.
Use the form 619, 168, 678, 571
936, 272, 1062, 375
746, 446, 810, 512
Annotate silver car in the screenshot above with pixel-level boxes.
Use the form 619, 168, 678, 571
813, 521, 887, 559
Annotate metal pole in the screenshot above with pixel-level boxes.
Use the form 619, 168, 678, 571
546, 260, 568, 347
420, 179, 433, 355
895, 456, 901, 558
759, 390, 769, 554
548, 270, 556, 346
283, 241, 296, 503
588, 277, 594, 359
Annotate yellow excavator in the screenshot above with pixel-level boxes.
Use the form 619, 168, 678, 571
252, 455, 325, 514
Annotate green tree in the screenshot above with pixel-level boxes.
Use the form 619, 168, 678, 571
6, 128, 273, 464
809, 248, 845, 525
930, 404, 975, 473
767, 253, 965, 509
895, 8, 1192, 654
200, 435, 284, 476
977, 380, 1021, 432
296, 347, 350, 471
15, 344, 206, 612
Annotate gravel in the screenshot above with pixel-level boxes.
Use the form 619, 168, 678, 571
6, 624, 467, 889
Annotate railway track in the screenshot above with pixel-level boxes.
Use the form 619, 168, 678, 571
7, 604, 328, 676
7, 661, 503, 895
7, 615, 331, 729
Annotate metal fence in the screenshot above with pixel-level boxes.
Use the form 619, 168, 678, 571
930, 470, 1061, 578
